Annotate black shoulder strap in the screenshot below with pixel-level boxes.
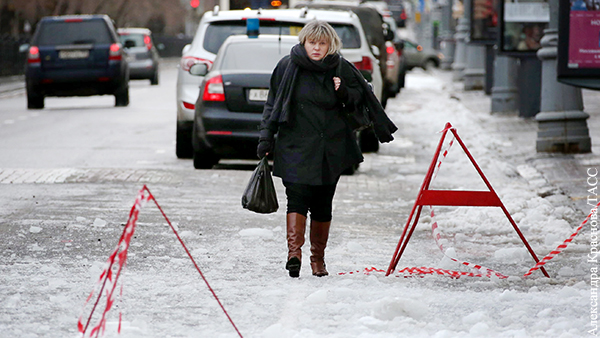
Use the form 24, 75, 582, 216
336, 56, 343, 77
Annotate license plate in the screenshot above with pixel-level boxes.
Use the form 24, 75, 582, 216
59, 50, 89, 59
248, 89, 268, 102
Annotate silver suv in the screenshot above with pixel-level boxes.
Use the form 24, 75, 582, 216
175, 6, 382, 158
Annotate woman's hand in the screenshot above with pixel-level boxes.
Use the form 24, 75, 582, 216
333, 76, 341, 91
257, 138, 273, 159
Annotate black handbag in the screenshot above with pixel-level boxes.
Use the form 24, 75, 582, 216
241, 157, 279, 214
336, 59, 373, 132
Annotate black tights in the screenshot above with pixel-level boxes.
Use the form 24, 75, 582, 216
283, 181, 338, 222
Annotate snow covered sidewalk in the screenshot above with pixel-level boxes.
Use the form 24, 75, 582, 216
0, 69, 593, 338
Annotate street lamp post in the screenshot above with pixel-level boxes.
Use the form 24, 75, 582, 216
535, 0, 590, 153
452, 18, 468, 81
462, 0, 486, 90
491, 54, 519, 113
439, 0, 456, 70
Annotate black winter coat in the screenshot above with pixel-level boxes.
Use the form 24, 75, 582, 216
262, 55, 364, 185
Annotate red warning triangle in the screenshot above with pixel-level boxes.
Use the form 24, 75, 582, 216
386, 122, 549, 278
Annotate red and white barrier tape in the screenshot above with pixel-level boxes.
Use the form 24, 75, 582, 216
341, 125, 598, 279
341, 202, 599, 279
77, 185, 243, 338
428, 132, 508, 278
78, 187, 150, 337
523, 202, 599, 277
339, 266, 498, 279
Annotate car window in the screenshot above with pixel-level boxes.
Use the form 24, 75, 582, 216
331, 24, 360, 49
218, 41, 297, 71
404, 41, 417, 50
119, 33, 146, 47
203, 21, 360, 54
36, 20, 113, 45
203, 21, 303, 54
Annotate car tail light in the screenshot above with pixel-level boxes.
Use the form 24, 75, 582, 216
144, 35, 152, 50
400, 10, 407, 20
183, 101, 195, 110
386, 45, 395, 55
397, 49, 403, 57
109, 43, 122, 61
181, 56, 212, 72
242, 17, 276, 21
202, 75, 225, 102
28, 46, 41, 64
353, 57, 373, 73
207, 131, 233, 135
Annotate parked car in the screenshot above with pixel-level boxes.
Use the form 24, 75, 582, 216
24, 14, 129, 109
385, 17, 408, 92
400, 39, 443, 71
384, 40, 403, 96
118, 27, 160, 85
188, 35, 299, 169
361, 1, 406, 96
175, 6, 383, 159
386, 0, 408, 27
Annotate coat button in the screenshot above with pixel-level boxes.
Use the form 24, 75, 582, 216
320, 133, 324, 138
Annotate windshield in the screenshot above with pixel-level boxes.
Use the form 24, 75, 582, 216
203, 21, 360, 54
218, 41, 297, 71
119, 33, 146, 47
36, 20, 113, 45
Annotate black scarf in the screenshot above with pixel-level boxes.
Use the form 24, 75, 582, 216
264, 44, 397, 143
269, 44, 340, 125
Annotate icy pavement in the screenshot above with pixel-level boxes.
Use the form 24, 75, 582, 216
0, 69, 594, 337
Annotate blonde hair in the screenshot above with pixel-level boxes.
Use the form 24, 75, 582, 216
298, 20, 342, 56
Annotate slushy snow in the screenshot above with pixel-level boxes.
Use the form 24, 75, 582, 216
0, 70, 592, 337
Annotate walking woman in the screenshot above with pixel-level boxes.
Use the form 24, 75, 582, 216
257, 20, 397, 277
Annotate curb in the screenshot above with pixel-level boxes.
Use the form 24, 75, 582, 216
0, 75, 25, 97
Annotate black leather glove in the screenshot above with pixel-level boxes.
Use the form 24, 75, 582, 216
257, 138, 273, 159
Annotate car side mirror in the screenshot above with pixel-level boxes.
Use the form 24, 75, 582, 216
394, 41, 405, 50
189, 63, 208, 76
19, 44, 30, 53
370, 45, 380, 58
383, 23, 394, 41
124, 40, 136, 49
182, 44, 191, 54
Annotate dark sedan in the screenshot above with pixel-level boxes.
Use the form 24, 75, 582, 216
401, 39, 443, 71
118, 27, 160, 85
188, 34, 299, 169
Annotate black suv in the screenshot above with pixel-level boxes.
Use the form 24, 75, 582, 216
24, 15, 129, 109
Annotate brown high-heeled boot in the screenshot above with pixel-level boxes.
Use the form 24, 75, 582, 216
286, 212, 307, 278
310, 219, 331, 277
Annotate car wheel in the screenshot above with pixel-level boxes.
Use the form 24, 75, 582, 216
397, 70, 406, 90
359, 128, 379, 153
424, 59, 437, 71
176, 123, 193, 159
381, 91, 389, 108
150, 71, 159, 86
27, 91, 44, 109
193, 150, 219, 169
114, 83, 129, 107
